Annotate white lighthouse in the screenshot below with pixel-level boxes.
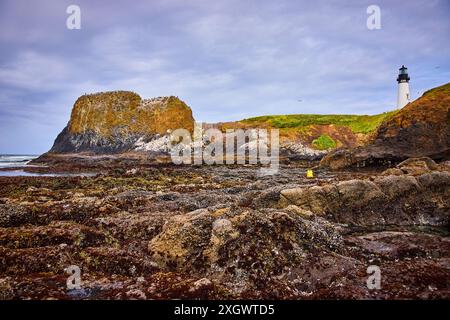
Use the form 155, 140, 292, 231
396, 65, 410, 108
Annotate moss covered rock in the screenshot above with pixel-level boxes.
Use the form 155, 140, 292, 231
49, 91, 195, 154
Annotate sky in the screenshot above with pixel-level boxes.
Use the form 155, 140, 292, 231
0, 0, 449, 154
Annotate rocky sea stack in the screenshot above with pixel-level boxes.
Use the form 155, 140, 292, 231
49, 91, 195, 154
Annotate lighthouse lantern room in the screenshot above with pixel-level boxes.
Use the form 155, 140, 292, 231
396, 65, 410, 108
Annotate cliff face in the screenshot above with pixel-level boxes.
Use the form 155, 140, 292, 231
373, 83, 450, 154
215, 109, 397, 161
321, 83, 450, 170
50, 91, 195, 153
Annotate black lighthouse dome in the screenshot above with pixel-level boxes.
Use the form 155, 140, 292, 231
397, 65, 410, 83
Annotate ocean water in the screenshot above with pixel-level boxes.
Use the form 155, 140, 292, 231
0, 154, 97, 177
0, 154, 38, 168
0, 170, 97, 177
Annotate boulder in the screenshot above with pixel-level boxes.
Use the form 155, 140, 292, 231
0, 204, 31, 227
397, 157, 438, 170
148, 208, 343, 294
280, 180, 384, 215
149, 209, 214, 270
279, 172, 450, 226
395, 157, 438, 175
373, 175, 421, 199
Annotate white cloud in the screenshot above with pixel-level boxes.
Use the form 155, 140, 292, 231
0, 51, 69, 90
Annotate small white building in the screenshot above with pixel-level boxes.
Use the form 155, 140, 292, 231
397, 65, 410, 108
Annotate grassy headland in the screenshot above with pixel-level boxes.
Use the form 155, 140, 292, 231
241, 110, 398, 134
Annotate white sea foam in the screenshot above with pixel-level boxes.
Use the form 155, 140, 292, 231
0, 155, 38, 168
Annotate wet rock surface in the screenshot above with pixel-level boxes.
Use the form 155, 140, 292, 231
279, 171, 449, 227
0, 159, 448, 299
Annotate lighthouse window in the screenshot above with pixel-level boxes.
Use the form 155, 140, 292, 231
400, 68, 408, 74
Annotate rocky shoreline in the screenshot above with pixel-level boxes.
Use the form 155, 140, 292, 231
1, 83, 449, 300
0, 156, 448, 299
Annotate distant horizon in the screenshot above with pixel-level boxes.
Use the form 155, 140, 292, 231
0, 154, 39, 156
1, 0, 449, 154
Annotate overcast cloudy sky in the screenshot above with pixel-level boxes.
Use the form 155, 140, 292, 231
0, 0, 449, 154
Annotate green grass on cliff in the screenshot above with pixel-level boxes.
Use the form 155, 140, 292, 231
422, 82, 450, 98
242, 110, 398, 134
312, 134, 337, 150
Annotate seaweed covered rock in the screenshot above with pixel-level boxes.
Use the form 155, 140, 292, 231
148, 208, 343, 295
279, 171, 450, 226
0, 204, 31, 227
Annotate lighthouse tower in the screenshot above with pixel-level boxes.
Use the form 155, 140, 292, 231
396, 65, 410, 108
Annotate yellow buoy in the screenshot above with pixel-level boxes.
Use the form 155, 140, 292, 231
306, 169, 314, 178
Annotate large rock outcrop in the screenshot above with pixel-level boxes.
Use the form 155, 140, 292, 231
321, 83, 450, 170
279, 166, 450, 227
148, 208, 345, 296
49, 91, 195, 153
